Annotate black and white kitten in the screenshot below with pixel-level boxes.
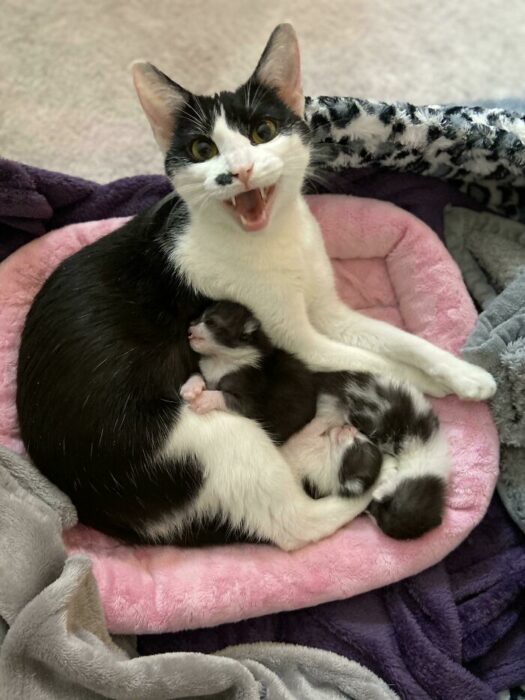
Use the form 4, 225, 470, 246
183, 301, 450, 539
17, 25, 494, 550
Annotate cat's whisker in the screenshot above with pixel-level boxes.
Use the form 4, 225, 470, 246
249, 82, 266, 116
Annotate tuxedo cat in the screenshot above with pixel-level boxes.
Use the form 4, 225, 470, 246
182, 301, 449, 540
17, 24, 494, 550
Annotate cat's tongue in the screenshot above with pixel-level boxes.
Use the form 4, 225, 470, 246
234, 189, 267, 232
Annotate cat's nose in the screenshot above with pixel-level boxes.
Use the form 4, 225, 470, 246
231, 164, 253, 188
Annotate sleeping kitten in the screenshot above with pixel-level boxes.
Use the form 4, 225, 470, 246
17, 24, 492, 550
182, 301, 384, 497
183, 301, 450, 539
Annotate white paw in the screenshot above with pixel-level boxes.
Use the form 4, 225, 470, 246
432, 362, 497, 401
180, 374, 206, 402
189, 390, 225, 415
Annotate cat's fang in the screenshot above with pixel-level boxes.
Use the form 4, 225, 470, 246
230, 196, 236, 206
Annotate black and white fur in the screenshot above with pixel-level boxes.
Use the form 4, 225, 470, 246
182, 301, 384, 497
17, 25, 494, 550
183, 301, 451, 539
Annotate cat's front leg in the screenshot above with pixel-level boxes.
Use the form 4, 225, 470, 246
308, 285, 496, 401
249, 283, 429, 382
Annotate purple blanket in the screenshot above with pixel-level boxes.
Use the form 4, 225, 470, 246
0, 157, 477, 262
139, 496, 525, 699
1, 157, 524, 699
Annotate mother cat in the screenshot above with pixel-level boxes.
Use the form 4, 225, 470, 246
16, 25, 496, 550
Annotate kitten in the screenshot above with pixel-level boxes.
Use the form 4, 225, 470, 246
183, 301, 450, 539
182, 301, 384, 497
17, 25, 493, 550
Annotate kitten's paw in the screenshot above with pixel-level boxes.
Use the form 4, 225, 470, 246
431, 362, 496, 401
189, 390, 226, 414
372, 456, 399, 501
180, 374, 206, 402
330, 424, 358, 445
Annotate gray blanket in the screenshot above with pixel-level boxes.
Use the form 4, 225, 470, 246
444, 206, 525, 309
446, 207, 525, 534
463, 272, 525, 534
0, 446, 398, 700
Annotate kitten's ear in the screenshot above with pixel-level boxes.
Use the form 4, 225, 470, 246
244, 318, 261, 334
252, 24, 304, 118
131, 61, 189, 152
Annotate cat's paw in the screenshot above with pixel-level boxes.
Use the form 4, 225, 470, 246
431, 362, 496, 401
180, 374, 206, 402
189, 390, 226, 414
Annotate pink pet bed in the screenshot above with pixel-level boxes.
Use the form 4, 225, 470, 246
0, 195, 498, 635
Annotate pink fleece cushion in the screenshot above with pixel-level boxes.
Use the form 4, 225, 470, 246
0, 195, 498, 634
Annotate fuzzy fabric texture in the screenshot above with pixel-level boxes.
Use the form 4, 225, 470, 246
0, 194, 499, 634
307, 97, 525, 222
141, 494, 525, 699
0, 447, 399, 700
442, 206, 525, 533
0, 157, 481, 265
443, 206, 525, 309
462, 271, 525, 534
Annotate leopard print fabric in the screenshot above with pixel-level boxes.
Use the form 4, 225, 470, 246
305, 97, 525, 222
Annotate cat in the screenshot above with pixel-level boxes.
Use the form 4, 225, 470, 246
17, 24, 494, 550
182, 300, 449, 539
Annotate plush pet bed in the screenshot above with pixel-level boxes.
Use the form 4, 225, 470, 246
0, 193, 499, 634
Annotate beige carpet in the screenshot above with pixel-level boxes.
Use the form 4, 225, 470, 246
2, 0, 524, 183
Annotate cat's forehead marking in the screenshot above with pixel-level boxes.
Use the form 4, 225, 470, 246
211, 106, 251, 153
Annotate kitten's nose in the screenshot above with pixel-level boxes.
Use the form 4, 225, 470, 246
231, 164, 253, 188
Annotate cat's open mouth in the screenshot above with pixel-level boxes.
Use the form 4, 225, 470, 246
224, 186, 276, 232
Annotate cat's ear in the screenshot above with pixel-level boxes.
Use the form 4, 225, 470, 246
252, 24, 304, 118
131, 61, 189, 152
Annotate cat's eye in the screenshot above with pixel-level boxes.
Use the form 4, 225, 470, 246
190, 138, 218, 162
251, 118, 278, 145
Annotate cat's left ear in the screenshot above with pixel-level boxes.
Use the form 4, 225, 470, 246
252, 24, 304, 118
131, 61, 189, 152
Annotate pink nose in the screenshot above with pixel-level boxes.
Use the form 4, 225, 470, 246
232, 165, 253, 188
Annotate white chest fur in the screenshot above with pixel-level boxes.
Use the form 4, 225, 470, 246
199, 351, 260, 389
172, 196, 324, 307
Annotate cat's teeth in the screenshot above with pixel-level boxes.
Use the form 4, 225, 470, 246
230, 196, 236, 207
261, 188, 267, 202
240, 215, 249, 226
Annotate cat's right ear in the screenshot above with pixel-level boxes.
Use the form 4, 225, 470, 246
131, 62, 189, 153
252, 24, 304, 118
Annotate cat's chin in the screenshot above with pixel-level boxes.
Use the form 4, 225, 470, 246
223, 185, 276, 233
